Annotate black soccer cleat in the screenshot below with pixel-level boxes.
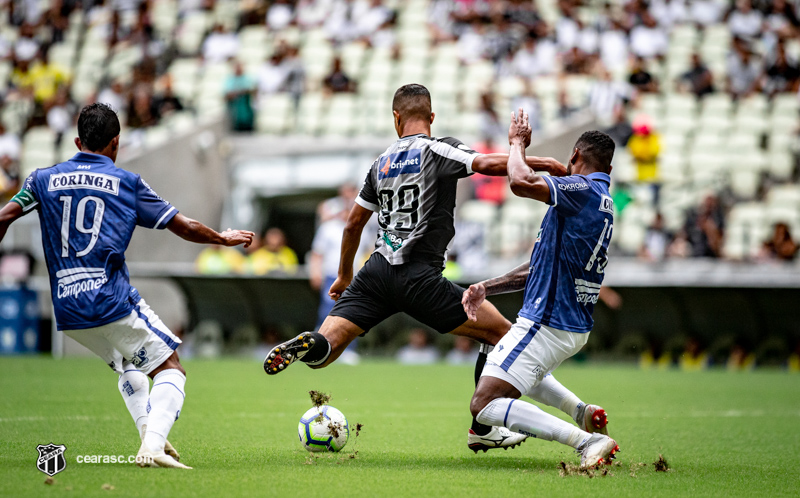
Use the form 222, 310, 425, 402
263, 332, 315, 375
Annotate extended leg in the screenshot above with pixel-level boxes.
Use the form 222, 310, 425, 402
264, 316, 364, 374
118, 361, 149, 437
526, 374, 609, 434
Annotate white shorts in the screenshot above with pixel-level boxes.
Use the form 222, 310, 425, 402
482, 316, 589, 395
63, 298, 181, 376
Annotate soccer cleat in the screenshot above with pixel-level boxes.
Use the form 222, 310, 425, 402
578, 433, 619, 469
136, 441, 192, 469
140, 424, 180, 461
575, 404, 609, 435
468, 427, 527, 453
263, 332, 315, 375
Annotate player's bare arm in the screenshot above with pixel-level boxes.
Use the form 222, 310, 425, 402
471, 153, 568, 178
0, 201, 24, 243
507, 109, 552, 203
329, 203, 373, 301
462, 261, 530, 322
166, 213, 254, 247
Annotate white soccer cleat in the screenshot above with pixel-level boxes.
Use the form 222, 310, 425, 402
468, 426, 527, 453
575, 404, 609, 435
578, 433, 619, 469
136, 441, 192, 469
140, 424, 181, 461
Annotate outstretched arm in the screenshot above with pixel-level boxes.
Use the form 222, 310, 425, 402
471, 153, 568, 177
167, 213, 254, 247
461, 261, 530, 321
507, 109, 552, 203
0, 202, 24, 245
329, 203, 373, 301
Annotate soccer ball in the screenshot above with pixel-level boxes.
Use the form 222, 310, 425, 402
298, 405, 349, 452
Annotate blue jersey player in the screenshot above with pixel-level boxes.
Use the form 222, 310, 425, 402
462, 111, 620, 469
0, 104, 254, 469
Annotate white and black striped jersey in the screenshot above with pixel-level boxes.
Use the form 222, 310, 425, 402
355, 133, 480, 267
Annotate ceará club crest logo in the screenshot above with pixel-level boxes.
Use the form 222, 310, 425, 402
36, 443, 67, 477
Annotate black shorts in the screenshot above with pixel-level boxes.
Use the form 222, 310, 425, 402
329, 254, 469, 334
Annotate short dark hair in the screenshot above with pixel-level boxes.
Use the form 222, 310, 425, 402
392, 84, 432, 122
77, 103, 121, 152
574, 130, 615, 173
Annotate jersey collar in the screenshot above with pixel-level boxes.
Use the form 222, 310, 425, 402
399, 133, 428, 140
70, 152, 116, 166
586, 172, 611, 185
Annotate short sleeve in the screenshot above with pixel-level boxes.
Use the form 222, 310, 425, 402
10, 171, 39, 214
136, 176, 178, 229
355, 161, 380, 212
429, 137, 480, 179
542, 175, 595, 217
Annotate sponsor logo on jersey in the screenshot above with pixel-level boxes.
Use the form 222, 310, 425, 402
132, 347, 149, 368
558, 181, 589, 191
378, 150, 422, 179
574, 278, 601, 305
48, 172, 120, 196
599, 194, 614, 214
55, 267, 108, 299
382, 231, 404, 251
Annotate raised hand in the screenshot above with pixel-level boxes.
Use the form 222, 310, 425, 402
508, 107, 532, 148
328, 275, 352, 301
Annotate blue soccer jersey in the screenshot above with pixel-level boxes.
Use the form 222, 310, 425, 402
518, 172, 614, 333
11, 152, 178, 330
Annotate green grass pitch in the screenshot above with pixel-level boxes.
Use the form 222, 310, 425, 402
1, 357, 798, 497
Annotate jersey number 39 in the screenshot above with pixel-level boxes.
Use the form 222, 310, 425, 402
58, 195, 105, 257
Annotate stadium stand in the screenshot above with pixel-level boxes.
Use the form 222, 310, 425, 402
0, 0, 799, 266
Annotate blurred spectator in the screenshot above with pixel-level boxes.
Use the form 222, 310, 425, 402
562, 46, 592, 75
28, 47, 71, 107
153, 78, 184, 118
599, 20, 629, 74
603, 106, 633, 148
587, 68, 628, 124
127, 86, 159, 129
457, 20, 488, 64
0, 123, 22, 171
266, 0, 294, 31
470, 136, 506, 205
323, 57, 356, 94
759, 222, 799, 262
726, 38, 761, 98
195, 245, 245, 274
478, 91, 503, 142
243, 228, 298, 275
224, 62, 256, 132
0, 124, 20, 200
355, 0, 393, 39
639, 212, 671, 262
629, 12, 668, 60
45, 87, 75, 144
667, 228, 693, 258
726, 0, 763, 41
396, 329, 440, 365
679, 337, 709, 371
651, 0, 688, 29
282, 46, 306, 109
627, 116, 661, 186
257, 52, 290, 97
762, 42, 800, 97
512, 34, 556, 78
679, 53, 715, 97
14, 23, 39, 62
445, 336, 479, 365
557, 88, 578, 120
97, 79, 129, 114
690, 0, 724, 26
369, 10, 398, 49
202, 24, 239, 63
683, 194, 725, 258
628, 57, 658, 93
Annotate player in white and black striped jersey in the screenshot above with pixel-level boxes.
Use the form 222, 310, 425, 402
264, 84, 571, 452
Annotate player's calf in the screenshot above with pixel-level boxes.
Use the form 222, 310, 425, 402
263, 332, 331, 375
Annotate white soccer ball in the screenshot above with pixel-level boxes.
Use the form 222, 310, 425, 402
298, 405, 349, 452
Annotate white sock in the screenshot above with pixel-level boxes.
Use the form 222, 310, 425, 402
476, 398, 590, 449
525, 374, 583, 421
118, 366, 149, 436
142, 369, 186, 453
